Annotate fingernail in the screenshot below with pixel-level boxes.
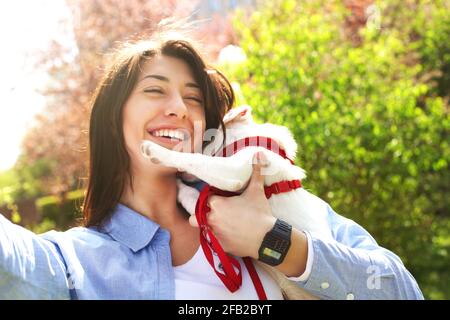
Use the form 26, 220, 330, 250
256, 152, 268, 166
259, 152, 267, 162
255, 152, 260, 163
255, 152, 262, 164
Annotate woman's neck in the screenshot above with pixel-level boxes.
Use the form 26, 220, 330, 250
120, 169, 187, 229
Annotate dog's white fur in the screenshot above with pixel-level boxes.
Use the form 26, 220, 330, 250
141, 105, 332, 300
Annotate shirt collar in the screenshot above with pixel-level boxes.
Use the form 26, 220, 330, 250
102, 203, 163, 252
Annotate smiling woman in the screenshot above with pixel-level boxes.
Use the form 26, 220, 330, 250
0, 24, 258, 300
84, 33, 234, 228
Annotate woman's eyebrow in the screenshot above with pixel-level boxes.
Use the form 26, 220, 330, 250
140, 74, 169, 82
186, 83, 200, 89
140, 74, 199, 88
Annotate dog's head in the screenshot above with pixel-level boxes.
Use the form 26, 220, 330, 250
221, 105, 298, 161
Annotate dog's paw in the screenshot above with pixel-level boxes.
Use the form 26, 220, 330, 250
150, 157, 161, 164
140, 141, 153, 158
141, 141, 162, 164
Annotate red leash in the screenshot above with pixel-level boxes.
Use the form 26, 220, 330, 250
195, 185, 243, 293
243, 257, 267, 300
195, 136, 302, 300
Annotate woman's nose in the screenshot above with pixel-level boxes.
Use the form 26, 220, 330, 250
165, 94, 187, 119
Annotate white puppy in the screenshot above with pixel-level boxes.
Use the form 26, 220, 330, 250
141, 105, 332, 299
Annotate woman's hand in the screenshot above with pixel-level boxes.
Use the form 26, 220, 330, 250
189, 152, 276, 259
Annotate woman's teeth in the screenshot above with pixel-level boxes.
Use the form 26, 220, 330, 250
151, 129, 185, 141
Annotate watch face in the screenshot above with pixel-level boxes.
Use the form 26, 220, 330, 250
262, 247, 282, 260
259, 219, 292, 266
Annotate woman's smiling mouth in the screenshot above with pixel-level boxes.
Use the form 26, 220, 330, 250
146, 127, 191, 149
150, 128, 186, 141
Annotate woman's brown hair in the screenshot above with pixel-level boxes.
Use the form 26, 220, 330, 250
83, 31, 234, 227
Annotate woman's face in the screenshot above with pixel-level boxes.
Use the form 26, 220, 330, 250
123, 55, 206, 172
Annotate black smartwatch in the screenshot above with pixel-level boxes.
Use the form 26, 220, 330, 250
258, 219, 292, 266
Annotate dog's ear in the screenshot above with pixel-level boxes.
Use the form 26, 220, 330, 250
223, 105, 253, 125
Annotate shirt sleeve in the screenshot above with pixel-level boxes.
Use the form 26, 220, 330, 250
291, 205, 424, 300
0, 214, 70, 299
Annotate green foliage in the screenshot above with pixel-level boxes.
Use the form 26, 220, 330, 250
379, 0, 450, 97
28, 218, 57, 235
230, 0, 449, 299
13, 156, 54, 199
418, 3, 450, 97
35, 189, 84, 231
0, 170, 21, 205
0, 158, 53, 207
0, 170, 22, 224
0, 155, 82, 234
1, 161, 62, 234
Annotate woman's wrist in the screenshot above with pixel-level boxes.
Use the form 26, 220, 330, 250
272, 227, 309, 277
252, 216, 309, 278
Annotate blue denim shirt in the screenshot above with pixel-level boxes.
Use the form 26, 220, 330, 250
0, 203, 423, 300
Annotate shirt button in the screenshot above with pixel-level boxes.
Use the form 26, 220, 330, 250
346, 293, 355, 300
321, 282, 330, 289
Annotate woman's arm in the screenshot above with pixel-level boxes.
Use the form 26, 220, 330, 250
282, 206, 424, 300
0, 214, 70, 299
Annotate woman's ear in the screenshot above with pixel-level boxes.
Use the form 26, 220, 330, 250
223, 105, 253, 125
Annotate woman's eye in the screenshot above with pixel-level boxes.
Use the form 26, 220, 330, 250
186, 97, 203, 104
144, 88, 163, 94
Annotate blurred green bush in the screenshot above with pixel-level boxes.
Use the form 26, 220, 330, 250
230, 0, 449, 299
35, 189, 84, 231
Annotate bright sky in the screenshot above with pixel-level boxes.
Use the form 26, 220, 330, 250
0, 0, 74, 171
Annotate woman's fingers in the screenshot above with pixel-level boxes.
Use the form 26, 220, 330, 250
244, 151, 268, 195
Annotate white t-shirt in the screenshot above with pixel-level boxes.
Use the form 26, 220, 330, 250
173, 245, 284, 300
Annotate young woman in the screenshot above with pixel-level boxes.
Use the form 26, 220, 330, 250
0, 29, 423, 300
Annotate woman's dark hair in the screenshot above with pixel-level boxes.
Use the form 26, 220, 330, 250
83, 31, 234, 227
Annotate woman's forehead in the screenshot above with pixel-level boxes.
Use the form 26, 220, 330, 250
139, 55, 198, 85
